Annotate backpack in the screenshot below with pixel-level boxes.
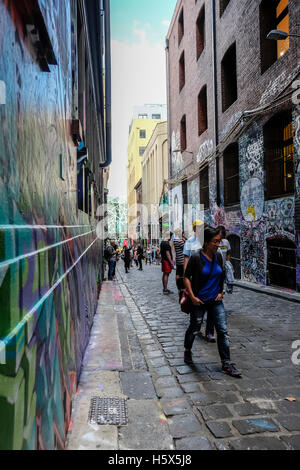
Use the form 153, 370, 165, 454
104, 245, 114, 260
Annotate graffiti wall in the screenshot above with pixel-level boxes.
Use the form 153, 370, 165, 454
293, 105, 300, 291
0, 1, 102, 449
199, 112, 299, 290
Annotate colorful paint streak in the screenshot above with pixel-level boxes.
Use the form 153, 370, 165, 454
0, 0, 104, 449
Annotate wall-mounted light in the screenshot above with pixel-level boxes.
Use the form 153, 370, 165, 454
267, 29, 300, 40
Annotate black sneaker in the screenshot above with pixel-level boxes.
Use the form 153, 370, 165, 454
163, 289, 170, 295
184, 350, 193, 365
222, 362, 242, 378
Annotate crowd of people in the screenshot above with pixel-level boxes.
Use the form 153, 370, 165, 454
103, 221, 241, 378
103, 240, 162, 279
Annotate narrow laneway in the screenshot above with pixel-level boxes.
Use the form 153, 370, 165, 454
67, 261, 300, 450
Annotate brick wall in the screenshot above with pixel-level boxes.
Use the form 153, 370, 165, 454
167, 0, 300, 290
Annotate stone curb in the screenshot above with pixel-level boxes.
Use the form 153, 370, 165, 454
234, 281, 300, 304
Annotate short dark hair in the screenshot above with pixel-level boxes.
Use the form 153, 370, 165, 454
216, 225, 226, 238
204, 226, 222, 245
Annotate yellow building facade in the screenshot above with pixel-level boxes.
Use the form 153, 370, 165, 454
127, 116, 165, 238
142, 121, 168, 242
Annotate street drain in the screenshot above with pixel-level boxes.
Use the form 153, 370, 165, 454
88, 397, 128, 425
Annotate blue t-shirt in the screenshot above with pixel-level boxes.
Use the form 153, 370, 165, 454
197, 253, 223, 302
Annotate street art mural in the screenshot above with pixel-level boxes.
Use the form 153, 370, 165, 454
265, 198, 294, 238
169, 184, 183, 232
241, 220, 266, 284
240, 178, 265, 222
196, 139, 213, 165
187, 178, 202, 233
0, 1, 102, 449
293, 106, 300, 291
171, 131, 183, 177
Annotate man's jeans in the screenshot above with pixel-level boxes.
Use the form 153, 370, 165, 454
108, 258, 115, 280
184, 301, 230, 364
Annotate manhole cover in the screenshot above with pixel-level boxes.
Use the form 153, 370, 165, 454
88, 397, 128, 425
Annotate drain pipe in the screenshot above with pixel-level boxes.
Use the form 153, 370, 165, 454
211, 0, 220, 206
100, 0, 112, 168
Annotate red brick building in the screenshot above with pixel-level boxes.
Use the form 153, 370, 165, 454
166, 0, 300, 291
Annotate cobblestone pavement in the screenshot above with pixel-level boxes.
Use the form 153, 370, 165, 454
67, 261, 300, 451
117, 261, 300, 450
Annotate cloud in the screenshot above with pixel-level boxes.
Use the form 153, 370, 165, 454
162, 20, 170, 27
108, 33, 167, 198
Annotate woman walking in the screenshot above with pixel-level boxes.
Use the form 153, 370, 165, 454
183, 226, 241, 377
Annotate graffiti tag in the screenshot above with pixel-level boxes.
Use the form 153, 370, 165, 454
0, 340, 5, 365
295, 115, 300, 148
196, 139, 213, 164
0, 80, 6, 105
291, 340, 300, 365
292, 80, 300, 106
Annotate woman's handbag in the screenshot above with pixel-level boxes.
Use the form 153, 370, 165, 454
179, 288, 194, 314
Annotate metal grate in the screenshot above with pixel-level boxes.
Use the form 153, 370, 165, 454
88, 397, 128, 426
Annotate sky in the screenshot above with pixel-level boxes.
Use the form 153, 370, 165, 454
107, 0, 178, 200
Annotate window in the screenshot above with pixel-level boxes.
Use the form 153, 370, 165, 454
196, 6, 205, 59
140, 129, 146, 138
10, 0, 57, 72
223, 143, 240, 206
200, 166, 209, 209
260, 0, 289, 74
180, 115, 187, 151
179, 51, 185, 91
227, 234, 241, 280
198, 85, 208, 135
221, 43, 237, 112
267, 238, 296, 290
139, 147, 146, 157
152, 114, 161, 119
178, 8, 184, 45
264, 110, 294, 199
138, 113, 148, 119
220, 0, 230, 17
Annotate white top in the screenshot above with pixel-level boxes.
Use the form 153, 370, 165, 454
183, 234, 202, 257
218, 239, 231, 265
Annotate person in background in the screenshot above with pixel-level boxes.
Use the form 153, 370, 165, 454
152, 245, 156, 263
123, 245, 131, 273
137, 244, 144, 271
217, 226, 234, 294
134, 248, 139, 267
155, 246, 161, 265
111, 241, 118, 279
183, 226, 241, 377
160, 234, 174, 294
146, 246, 152, 265
173, 228, 186, 282
105, 240, 116, 281
183, 220, 204, 272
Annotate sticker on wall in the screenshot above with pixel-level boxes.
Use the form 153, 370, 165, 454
0, 80, 6, 105
240, 178, 264, 222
